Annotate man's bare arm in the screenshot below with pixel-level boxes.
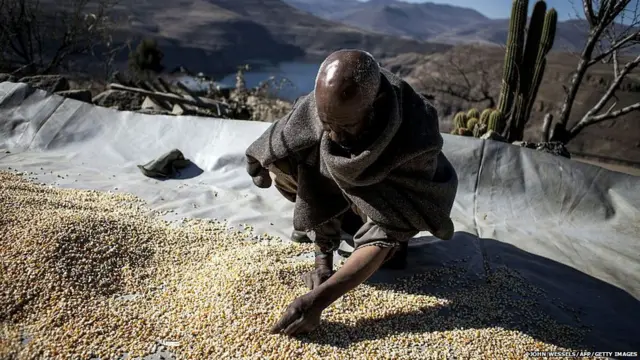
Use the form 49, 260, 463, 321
310, 245, 392, 309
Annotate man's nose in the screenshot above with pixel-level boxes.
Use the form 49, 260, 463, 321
330, 130, 346, 143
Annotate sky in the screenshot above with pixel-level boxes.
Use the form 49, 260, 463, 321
390, 1, 591, 21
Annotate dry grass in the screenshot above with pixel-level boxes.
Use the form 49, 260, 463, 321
1, 170, 596, 359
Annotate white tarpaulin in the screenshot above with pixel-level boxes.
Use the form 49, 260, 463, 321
1, 82, 639, 354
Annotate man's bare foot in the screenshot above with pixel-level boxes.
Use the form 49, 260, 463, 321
291, 230, 312, 244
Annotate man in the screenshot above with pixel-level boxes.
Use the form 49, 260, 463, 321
245, 49, 458, 336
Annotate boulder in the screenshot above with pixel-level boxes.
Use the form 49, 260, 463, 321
18, 75, 70, 93
480, 130, 507, 142
0, 73, 17, 83
92, 90, 144, 111
55, 89, 93, 103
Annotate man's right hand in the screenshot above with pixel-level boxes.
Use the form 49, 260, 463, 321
246, 155, 272, 188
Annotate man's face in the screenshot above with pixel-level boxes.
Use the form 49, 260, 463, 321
318, 104, 374, 152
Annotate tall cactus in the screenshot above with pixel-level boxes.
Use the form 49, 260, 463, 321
522, 8, 557, 131
496, 0, 557, 142
497, 0, 528, 120
509, 0, 547, 138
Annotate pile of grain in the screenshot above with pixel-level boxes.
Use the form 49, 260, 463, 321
0, 171, 591, 359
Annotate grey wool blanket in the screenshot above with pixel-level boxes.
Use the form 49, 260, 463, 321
245, 68, 458, 240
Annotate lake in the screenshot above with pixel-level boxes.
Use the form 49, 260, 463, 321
179, 61, 321, 102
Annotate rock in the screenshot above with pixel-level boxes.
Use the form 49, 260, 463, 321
0, 73, 17, 83
92, 90, 144, 111
55, 90, 93, 103
513, 140, 571, 159
480, 130, 507, 142
512, 141, 537, 149
141, 96, 167, 112
171, 104, 195, 116
535, 141, 571, 159
18, 75, 70, 93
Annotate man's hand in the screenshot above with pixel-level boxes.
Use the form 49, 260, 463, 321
302, 267, 334, 290
246, 155, 272, 188
270, 292, 322, 336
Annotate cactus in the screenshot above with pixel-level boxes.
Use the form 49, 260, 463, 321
523, 8, 557, 128
495, 0, 557, 142
510, 0, 551, 137
488, 110, 505, 133
497, 0, 528, 120
467, 108, 480, 120
467, 118, 479, 131
480, 109, 492, 125
457, 128, 473, 137
453, 112, 468, 129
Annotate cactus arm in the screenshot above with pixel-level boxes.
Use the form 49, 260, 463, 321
510, 0, 548, 140
523, 8, 557, 130
497, 0, 529, 119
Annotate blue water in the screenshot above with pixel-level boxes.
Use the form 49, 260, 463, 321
179, 61, 321, 102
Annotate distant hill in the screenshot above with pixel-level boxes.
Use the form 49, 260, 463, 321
80, 0, 451, 75
284, 0, 490, 40
282, 0, 596, 51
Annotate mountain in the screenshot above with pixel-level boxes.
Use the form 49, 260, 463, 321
428, 19, 592, 51
94, 0, 450, 75
284, 0, 490, 40
282, 0, 593, 51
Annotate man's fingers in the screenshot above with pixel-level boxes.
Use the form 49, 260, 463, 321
283, 317, 305, 336
270, 308, 296, 334
312, 274, 323, 290
303, 273, 314, 290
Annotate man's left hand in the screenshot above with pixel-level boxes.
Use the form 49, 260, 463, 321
270, 292, 323, 336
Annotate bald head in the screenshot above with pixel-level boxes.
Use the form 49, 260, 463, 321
314, 49, 382, 152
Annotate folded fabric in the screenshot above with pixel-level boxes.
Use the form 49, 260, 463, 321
137, 149, 192, 179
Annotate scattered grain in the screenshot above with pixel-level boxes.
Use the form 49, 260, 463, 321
0, 171, 595, 359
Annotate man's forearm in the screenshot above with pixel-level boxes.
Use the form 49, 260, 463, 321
310, 245, 391, 309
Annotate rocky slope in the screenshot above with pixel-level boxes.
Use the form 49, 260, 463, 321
285, 0, 489, 40
81, 0, 451, 76
382, 45, 640, 165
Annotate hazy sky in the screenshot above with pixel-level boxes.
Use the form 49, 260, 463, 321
380, 1, 636, 21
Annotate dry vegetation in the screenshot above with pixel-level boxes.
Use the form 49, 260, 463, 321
384, 44, 640, 165
0, 170, 599, 359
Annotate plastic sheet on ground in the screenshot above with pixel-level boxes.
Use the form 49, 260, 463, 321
1, 82, 639, 355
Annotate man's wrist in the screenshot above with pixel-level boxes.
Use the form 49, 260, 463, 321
314, 252, 333, 271
308, 285, 334, 311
